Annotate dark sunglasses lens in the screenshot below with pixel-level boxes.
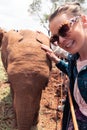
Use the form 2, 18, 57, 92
59, 24, 70, 37
50, 35, 59, 44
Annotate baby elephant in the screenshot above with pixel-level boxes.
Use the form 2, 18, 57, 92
0, 29, 52, 130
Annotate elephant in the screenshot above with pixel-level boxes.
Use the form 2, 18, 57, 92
0, 28, 52, 130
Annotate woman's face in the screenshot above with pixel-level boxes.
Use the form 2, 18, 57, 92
49, 13, 85, 54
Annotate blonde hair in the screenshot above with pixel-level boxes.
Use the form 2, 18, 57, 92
49, 2, 83, 22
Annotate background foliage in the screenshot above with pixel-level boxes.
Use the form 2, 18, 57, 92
28, 0, 87, 34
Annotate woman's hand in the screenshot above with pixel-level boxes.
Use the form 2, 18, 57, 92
41, 44, 60, 64
41, 44, 53, 53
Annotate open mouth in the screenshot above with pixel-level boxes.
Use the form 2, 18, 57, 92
65, 40, 75, 48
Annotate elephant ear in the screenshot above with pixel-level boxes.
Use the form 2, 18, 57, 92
0, 29, 4, 47
36, 31, 50, 46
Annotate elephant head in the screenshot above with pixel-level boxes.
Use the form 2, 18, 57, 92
0, 29, 52, 130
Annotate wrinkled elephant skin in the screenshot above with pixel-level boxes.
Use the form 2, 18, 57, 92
0, 29, 52, 130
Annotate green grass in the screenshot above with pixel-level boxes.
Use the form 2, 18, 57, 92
0, 52, 15, 130
0, 52, 8, 82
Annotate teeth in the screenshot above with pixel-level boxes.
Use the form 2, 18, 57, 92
65, 40, 74, 48
66, 42, 72, 47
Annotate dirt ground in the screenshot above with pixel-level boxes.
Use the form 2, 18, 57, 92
0, 63, 67, 130
38, 66, 67, 130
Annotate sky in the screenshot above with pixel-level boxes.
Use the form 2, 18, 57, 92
0, 0, 51, 34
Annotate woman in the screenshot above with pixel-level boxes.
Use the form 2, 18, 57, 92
41, 2, 87, 130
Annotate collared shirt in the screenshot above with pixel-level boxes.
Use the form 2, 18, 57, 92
74, 59, 87, 116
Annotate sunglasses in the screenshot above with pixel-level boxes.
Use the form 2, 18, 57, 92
50, 16, 80, 44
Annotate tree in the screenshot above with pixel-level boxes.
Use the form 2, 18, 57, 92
28, 0, 59, 35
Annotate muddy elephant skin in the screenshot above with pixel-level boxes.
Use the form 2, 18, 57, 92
0, 29, 52, 130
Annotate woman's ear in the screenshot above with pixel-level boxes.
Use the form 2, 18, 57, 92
81, 15, 87, 28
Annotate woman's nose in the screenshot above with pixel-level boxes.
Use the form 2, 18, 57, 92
59, 35, 66, 44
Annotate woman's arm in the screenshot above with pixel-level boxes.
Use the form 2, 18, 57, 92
41, 44, 69, 75
51, 44, 69, 59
